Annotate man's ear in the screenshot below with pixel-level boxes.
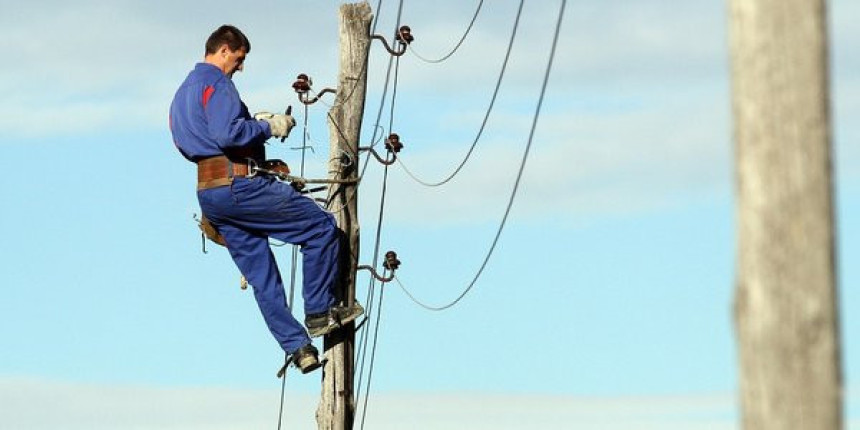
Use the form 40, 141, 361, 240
218, 44, 230, 57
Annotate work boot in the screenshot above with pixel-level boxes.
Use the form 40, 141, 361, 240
292, 344, 322, 374
305, 302, 365, 338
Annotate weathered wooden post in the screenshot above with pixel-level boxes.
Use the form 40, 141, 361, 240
317, 2, 372, 429
729, 0, 842, 428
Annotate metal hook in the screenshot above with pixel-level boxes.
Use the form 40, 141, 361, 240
371, 25, 414, 57
193, 213, 209, 254
358, 133, 402, 165
358, 146, 397, 166
357, 251, 402, 283
245, 158, 260, 178
293, 73, 337, 105
338, 149, 355, 168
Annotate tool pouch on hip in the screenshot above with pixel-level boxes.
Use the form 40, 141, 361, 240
198, 214, 227, 247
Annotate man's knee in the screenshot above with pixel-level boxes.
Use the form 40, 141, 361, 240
320, 212, 341, 241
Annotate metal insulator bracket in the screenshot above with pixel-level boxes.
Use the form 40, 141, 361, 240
358, 146, 397, 165
292, 73, 336, 105
371, 25, 414, 57
358, 250, 401, 283
357, 133, 403, 165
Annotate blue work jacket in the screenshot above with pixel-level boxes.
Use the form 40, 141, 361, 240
169, 62, 270, 161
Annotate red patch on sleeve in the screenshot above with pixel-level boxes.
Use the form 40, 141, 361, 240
202, 86, 215, 108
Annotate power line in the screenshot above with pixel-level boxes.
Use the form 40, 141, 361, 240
403, 0, 484, 64
355, 4, 404, 428
357, 53, 400, 428
353, 35, 399, 418
396, 0, 525, 187
391, 0, 567, 311
358, 270, 387, 430
277, 102, 314, 430
273, 0, 567, 425
356, 166, 393, 430
355, 58, 397, 398
353, 4, 567, 427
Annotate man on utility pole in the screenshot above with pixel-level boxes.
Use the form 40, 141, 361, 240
168, 24, 363, 377
729, 0, 842, 428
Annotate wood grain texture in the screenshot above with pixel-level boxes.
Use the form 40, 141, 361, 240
729, 0, 841, 428
317, 2, 372, 430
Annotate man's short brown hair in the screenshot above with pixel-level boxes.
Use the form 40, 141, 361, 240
205, 25, 251, 55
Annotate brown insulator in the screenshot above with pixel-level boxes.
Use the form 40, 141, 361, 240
395, 25, 414, 44
383, 251, 401, 271
385, 133, 404, 153
292, 74, 312, 93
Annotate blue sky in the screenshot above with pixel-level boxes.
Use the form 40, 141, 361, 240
1, 0, 858, 428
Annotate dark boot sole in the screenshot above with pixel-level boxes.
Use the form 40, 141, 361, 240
307, 303, 365, 338
296, 355, 322, 374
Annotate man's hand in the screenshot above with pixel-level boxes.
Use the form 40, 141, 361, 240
254, 112, 296, 138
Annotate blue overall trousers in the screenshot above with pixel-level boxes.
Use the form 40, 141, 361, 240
197, 175, 339, 354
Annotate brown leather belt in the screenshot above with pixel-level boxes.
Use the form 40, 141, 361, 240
197, 156, 252, 190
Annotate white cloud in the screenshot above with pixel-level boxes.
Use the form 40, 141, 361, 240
1, 0, 854, 216
0, 377, 740, 430
0, 0, 339, 139
366, 94, 732, 225
0, 0, 731, 139
391, 0, 728, 97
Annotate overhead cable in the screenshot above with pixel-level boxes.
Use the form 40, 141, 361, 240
393, 0, 567, 311
403, 0, 484, 64
357, 4, 404, 427
276, 97, 315, 430
396, 0, 524, 187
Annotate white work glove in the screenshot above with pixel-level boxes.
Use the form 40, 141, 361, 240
254, 112, 296, 138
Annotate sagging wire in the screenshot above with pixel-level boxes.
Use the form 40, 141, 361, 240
387, 0, 567, 312
402, 0, 484, 64
396, 0, 524, 188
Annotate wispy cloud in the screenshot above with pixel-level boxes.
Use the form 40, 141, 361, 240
1, 0, 337, 139
368, 97, 732, 225
1, 0, 729, 139
2, 0, 854, 218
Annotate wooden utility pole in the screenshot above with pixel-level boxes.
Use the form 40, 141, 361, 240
729, 0, 841, 429
317, 2, 372, 430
